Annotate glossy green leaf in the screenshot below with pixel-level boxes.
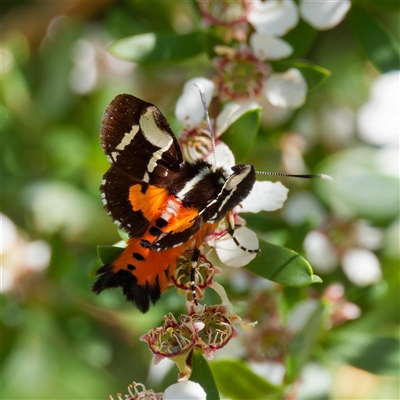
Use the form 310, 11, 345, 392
285, 302, 325, 383
191, 352, 220, 400
348, 6, 400, 72
109, 32, 207, 64
313, 147, 400, 222
117, 228, 129, 242
282, 19, 318, 59
211, 359, 283, 399
97, 245, 124, 265
245, 239, 322, 287
222, 107, 261, 162
358, 0, 400, 14
327, 333, 400, 376
273, 60, 331, 91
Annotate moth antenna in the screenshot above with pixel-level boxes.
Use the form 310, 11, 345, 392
194, 83, 217, 168
256, 171, 334, 182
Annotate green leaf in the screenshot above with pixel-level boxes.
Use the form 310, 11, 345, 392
191, 352, 220, 400
245, 239, 322, 287
327, 333, 400, 376
358, 0, 400, 13
211, 359, 283, 400
282, 19, 318, 59
118, 228, 129, 242
285, 302, 325, 383
109, 32, 207, 64
272, 60, 331, 91
97, 245, 124, 265
348, 6, 400, 73
222, 107, 261, 162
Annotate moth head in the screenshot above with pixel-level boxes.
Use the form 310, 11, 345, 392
212, 164, 255, 220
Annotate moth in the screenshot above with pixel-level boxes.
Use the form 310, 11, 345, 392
92, 94, 257, 313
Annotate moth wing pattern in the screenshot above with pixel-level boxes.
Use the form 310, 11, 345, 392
94, 93, 258, 313
100, 93, 183, 180
100, 94, 184, 238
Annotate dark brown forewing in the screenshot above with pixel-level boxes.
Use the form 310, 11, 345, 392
100, 94, 183, 183
100, 94, 184, 237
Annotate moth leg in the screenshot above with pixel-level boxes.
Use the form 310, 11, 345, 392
227, 225, 260, 254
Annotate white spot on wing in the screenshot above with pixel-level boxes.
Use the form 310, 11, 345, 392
143, 140, 173, 181
111, 151, 120, 161
139, 106, 175, 181
115, 125, 139, 151
140, 106, 172, 148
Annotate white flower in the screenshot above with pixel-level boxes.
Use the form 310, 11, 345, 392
163, 381, 206, 400
213, 180, 288, 268
248, 0, 299, 36
176, 80, 260, 165
240, 181, 289, 213
247, 0, 351, 33
264, 68, 307, 109
213, 44, 307, 109
250, 32, 293, 61
299, 0, 351, 30
175, 80, 289, 268
175, 77, 215, 129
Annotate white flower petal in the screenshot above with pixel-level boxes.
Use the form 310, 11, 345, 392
216, 100, 260, 136
175, 78, 215, 128
215, 226, 259, 267
300, 0, 351, 30
303, 231, 339, 273
264, 68, 307, 109
163, 381, 206, 400
248, 0, 299, 36
240, 181, 289, 213
205, 141, 236, 168
250, 32, 293, 61
341, 248, 382, 287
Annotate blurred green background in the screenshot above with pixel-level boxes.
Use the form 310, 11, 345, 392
1, 1, 399, 399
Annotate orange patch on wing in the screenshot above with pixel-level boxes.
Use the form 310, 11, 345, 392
113, 238, 185, 291
112, 221, 218, 292
162, 200, 199, 234
129, 184, 169, 221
